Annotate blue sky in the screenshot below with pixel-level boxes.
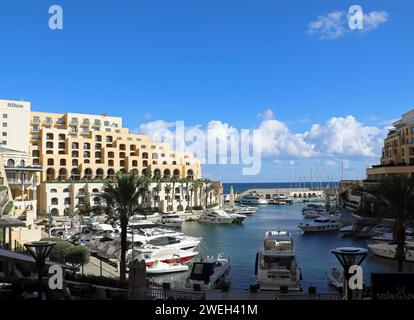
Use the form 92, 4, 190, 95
1, 0, 413, 182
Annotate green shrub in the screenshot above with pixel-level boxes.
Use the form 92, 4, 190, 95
206, 203, 218, 209
177, 204, 184, 212
3, 201, 14, 215
66, 246, 90, 265
192, 206, 203, 211
40, 238, 90, 265
0, 185, 8, 192
65, 274, 128, 289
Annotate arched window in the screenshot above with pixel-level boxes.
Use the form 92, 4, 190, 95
51, 198, 59, 205
173, 169, 180, 178
59, 168, 67, 180
46, 133, 54, 140
96, 168, 104, 179
72, 142, 79, 149
47, 159, 54, 166
60, 159, 66, 166
50, 189, 57, 193
71, 168, 80, 181
120, 144, 126, 151
20, 160, 25, 167
108, 152, 114, 158
46, 142, 53, 149
164, 169, 171, 179
93, 197, 101, 205
51, 208, 59, 216
132, 160, 138, 167
108, 160, 114, 167
72, 159, 78, 166
46, 168, 55, 181
64, 197, 71, 205
72, 151, 79, 158
142, 152, 148, 159
7, 159, 15, 167
107, 168, 115, 179
84, 168, 93, 179
187, 169, 194, 179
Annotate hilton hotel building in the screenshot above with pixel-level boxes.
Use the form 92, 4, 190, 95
0, 99, 212, 217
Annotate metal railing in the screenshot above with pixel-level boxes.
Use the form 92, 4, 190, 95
274, 293, 342, 300
145, 288, 206, 301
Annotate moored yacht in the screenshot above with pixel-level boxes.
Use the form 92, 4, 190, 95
158, 213, 184, 228
239, 194, 268, 205
368, 241, 414, 262
298, 216, 341, 233
185, 254, 231, 290
255, 231, 301, 291
199, 209, 234, 224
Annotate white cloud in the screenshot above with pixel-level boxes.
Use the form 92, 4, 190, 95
136, 111, 386, 167
257, 108, 275, 121
306, 115, 385, 158
307, 11, 346, 40
307, 10, 388, 40
363, 11, 388, 31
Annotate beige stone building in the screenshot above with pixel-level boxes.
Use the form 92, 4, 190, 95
366, 108, 414, 182
0, 98, 219, 218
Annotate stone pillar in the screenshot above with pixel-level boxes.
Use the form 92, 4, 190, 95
128, 259, 147, 300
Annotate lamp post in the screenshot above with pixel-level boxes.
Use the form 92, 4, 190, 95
331, 247, 368, 300
24, 241, 56, 300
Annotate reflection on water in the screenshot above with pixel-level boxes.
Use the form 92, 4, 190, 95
152, 204, 414, 291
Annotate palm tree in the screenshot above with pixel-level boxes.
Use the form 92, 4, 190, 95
101, 172, 146, 281
202, 178, 212, 208
153, 170, 162, 209
364, 176, 414, 271
164, 184, 172, 211
171, 175, 179, 211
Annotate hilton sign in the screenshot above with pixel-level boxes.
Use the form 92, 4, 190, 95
7, 102, 24, 109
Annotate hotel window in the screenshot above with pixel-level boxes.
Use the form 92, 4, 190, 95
104, 121, 110, 126
82, 127, 89, 133
72, 159, 78, 166
95, 135, 102, 142
47, 159, 54, 166
82, 119, 90, 125
56, 118, 64, 125
151, 145, 156, 149
71, 117, 78, 125
83, 143, 91, 150
2, 132, 6, 137
45, 117, 52, 124
72, 151, 79, 157
94, 119, 101, 126
46, 142, 53, 149
58, 142, 65, 149
3, 114, 7, 119
33, 159, 39, 165
141, 145, 146, 149
32, 125, 39, 132
83, 151, 91, 158
2, 123, 7, 127
105, 128, 111, 132
32, 116, 40, 123
60, 159, 66, 166
114, 123, 119, 128
1, 140, 6, 145
95, 143, 102, 150
72, 142, 79, 149
106, 136, 113, 142
32, 150, 40, 157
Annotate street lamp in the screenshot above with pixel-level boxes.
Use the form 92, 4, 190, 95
331, 247, 368, 300
24, 241, 56, 300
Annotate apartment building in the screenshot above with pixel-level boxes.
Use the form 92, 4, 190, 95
366, 108, 414, 182
0, 99, 217, 217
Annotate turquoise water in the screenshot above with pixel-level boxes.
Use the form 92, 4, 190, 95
154, 203, 414, 292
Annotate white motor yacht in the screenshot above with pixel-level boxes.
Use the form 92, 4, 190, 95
186, 254, 231, 290
145, 260, 189, 274
158, 213, 184, 228
227, 213, 246, 224
127, 232, 202, 251
298, 216, 342, 233
368, 241, 414, 262
130, 247, 199, 268
239, 194, 268, 205
255, 231, 301, 291
199, 209, 234, 224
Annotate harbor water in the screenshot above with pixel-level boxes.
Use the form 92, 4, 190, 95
153, 184, 414, 292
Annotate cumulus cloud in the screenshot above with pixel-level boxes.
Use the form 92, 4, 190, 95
257, 108, 275, 121
136, 110, 386, 167
306, 115, 385, 158
307, 9, 388, 40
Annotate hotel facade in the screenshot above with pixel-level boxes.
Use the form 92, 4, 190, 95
0, 99, 218, 219
366, 108, 414, 182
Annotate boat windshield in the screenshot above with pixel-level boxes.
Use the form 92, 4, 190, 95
190, 263, 215, 284
261, 255, 294, 270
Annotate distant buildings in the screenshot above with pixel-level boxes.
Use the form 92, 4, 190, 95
366, 109, 414, 183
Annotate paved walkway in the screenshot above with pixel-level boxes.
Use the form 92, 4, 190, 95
83, 256, 120, 278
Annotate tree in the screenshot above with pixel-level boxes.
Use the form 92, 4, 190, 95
164, 184, 172, 212
101, 172, 146, 281
202, 178, 212, 208
364, 176, 414, 271
171, 175, 179, 211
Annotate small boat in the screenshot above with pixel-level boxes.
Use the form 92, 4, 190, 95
255, 231, 302, 291
326, 266, 343, 289
224, 205, 256, 215
146, 260, 189, 274
339, 225, 355, 236
239, 194, 268, 205
131, 247, 199, 267
368, 242, 414, 262
298, 216, 342, 233
199, 209, 234, 224
158, 213, 184, 228
371, 232, 414, 243
186, 254, 231, 290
